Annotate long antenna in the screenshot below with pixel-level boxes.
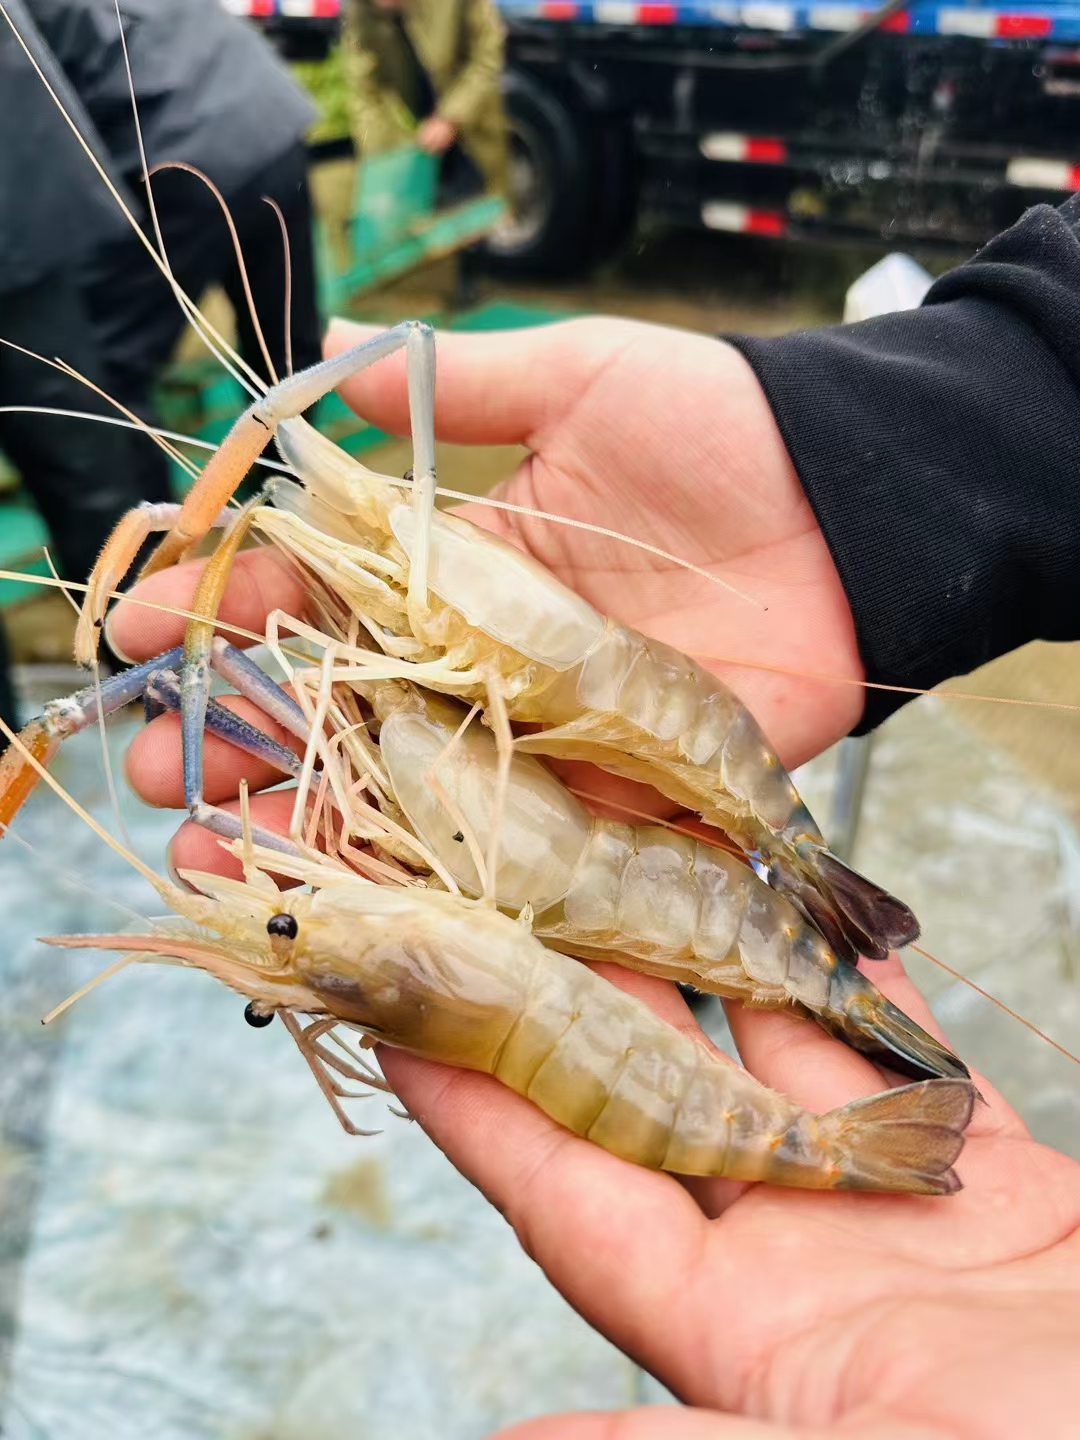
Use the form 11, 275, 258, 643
0, 2, 263, 402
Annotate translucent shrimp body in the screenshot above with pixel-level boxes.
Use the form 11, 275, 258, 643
49, 865, 974, 1196
370, 685, 967, 1085
263, 418, 917, 964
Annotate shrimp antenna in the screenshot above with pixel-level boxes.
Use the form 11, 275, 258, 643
113, 0, 271, 398
0, 339, 198, 479
687, 649, 1080, 716
41, 953, 140, 1026
151, 161, 279, 387
0, 3, 264, 403
911, 943, 1080, 1067
3, 823, 154, 929
415, 482, 767, 611
264, 196, 295, 377
0, 406, 293, 476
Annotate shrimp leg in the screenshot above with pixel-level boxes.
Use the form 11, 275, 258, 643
0, 633, 304, 842
279, 1013, 381, 1137
77, 322, 435, 662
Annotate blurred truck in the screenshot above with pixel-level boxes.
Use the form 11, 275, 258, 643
227, 0, 1080, 274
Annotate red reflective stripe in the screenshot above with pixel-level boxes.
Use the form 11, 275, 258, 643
541, 2, 580, 16
1070, 165, 1080, 189
745, 136, 788, 163
312, 0, 339, 15
637, 4, 678, 21
249, 0, 274, 14
879, 8, 910, 31
995, 12, 1052, 35
746, 209, 786, 236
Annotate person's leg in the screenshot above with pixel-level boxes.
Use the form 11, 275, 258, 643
220, 142, 323, 386
0, 276, 161, 583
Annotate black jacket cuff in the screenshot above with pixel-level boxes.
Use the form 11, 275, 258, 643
727, 199, 1080, 731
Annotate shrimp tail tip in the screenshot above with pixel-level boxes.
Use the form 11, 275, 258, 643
826, 1077, 976, 1197
812, 848, 921, 959
828, 983, 971, 1084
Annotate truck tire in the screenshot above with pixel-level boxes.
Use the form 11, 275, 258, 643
484, 69, 594, 278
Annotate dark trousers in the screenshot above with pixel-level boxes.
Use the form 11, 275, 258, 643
81, 141, 323, 505
0, 274, 164, 585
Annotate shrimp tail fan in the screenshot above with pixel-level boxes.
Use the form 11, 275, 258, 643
811, 848, 921, 961
823, 1078, 975, 1196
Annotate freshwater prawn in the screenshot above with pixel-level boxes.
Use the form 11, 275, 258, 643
350, 676, 969, 1085
0, 696, 976, 1197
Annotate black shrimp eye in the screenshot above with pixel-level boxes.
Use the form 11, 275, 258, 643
267, 912, 299, 940
244, 1002, 274, 1029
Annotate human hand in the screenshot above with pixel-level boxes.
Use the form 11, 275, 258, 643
113, 317, 864, 872
111, 318, 1080, 1438
323, 316, 866, 764
377, 967, 1080, 1440
417, 114, 457, 153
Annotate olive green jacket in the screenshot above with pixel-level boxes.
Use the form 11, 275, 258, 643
341, 0, 509, 193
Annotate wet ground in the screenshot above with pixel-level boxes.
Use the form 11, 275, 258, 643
2, 228, 1079, 1436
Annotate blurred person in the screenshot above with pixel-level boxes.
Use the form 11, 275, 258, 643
341, 0, 509, 203
23, 0, 324, 508
0, 0, 160, 717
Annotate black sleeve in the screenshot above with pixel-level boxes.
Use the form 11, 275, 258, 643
726, 196, 1080, 731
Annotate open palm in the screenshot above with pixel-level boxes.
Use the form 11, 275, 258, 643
328, 315, 866, 767
379, 965, 1080, 1440
112, 318, 1080, 1438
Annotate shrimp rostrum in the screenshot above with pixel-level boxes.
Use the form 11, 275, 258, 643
28, 319, 918, 966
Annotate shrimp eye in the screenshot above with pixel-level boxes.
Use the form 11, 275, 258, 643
267, 913, 299, 940
244, 1002, 274, 1029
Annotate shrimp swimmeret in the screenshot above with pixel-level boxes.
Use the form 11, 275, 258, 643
2, 713, 975, 1197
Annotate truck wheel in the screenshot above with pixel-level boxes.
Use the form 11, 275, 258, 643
484, 70, 591, 278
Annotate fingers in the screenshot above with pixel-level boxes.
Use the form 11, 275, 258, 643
107, 548, 305, 662
323, 316, 639, 448
166, 789, 298, 881
125, 696, 303, 808
490, 1411, 829, 1440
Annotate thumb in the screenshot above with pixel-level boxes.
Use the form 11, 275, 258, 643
322, 314, 636, 448
490, 1409, 835, 1440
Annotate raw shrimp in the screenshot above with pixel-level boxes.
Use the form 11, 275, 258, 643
14, 727, 971, 1196
348, 679, 968, 1085
255, 410, 919, 966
